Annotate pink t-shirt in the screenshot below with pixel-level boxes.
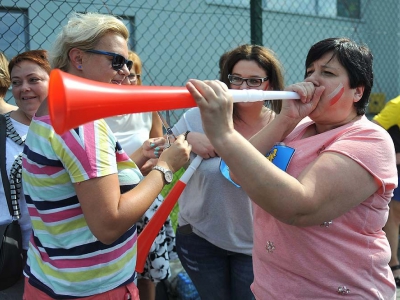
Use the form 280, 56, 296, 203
251, 116, 397, 299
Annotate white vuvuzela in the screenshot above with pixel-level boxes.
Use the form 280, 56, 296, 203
230, 90, 300, 102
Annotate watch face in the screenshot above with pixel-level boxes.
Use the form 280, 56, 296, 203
165, 170, 173, 183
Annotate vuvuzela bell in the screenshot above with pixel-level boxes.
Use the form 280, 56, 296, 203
48, 69, 300, 134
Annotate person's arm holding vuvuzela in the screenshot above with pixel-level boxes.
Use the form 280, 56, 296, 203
186, 79, 379, 227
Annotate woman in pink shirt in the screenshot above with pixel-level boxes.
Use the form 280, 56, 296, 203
186, 37, 397, 299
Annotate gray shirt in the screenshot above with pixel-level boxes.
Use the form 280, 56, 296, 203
172, 108, 253, 255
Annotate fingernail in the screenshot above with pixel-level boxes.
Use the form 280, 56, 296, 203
150, 143, 155, 148
154, 147, 160, 151
154, 150, 159, 157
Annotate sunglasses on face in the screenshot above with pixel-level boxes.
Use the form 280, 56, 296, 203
86, 49, 133, 71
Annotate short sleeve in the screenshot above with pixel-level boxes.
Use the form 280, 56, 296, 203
324, 124, 397, 195
53, 119, 118, 183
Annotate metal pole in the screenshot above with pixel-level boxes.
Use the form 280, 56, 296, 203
250, 0, 263, 45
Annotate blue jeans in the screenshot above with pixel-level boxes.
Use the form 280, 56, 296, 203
176, 224, 254, 300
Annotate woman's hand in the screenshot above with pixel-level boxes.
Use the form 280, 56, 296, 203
158, 135, 191, 172
279, 82, 325, 121
186, 79, 234, 143
140, 158, 158, 176
187, 132, 218, 159
142, 137, 167, 159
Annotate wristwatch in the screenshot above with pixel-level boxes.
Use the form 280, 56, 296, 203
152, 165, 173, 184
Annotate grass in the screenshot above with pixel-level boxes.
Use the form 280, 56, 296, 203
160, 167, 185, 231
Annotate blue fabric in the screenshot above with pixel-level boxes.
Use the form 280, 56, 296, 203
219, 144, 295, 187
392, 176, 400, 201
176, 225, 255, 300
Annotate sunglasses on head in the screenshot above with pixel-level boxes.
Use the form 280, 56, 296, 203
86, 49, 133, 71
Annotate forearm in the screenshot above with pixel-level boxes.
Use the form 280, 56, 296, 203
249, 113, 301, 153
129, 146, 148, 169
229, 114, 300, 186
81, 164, 167, 244
119, 168, 166, 221
150, 112, 163, 138
229, 116, 298, 184
212, 130, 305, 223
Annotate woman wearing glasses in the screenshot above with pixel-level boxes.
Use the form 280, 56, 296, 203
105, 50, 177, 300
172, 44, 284, 299
188, 37, 397, 299
21, 12, 191, 300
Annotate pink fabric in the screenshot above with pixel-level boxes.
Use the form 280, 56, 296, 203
23, 278, 139, 300
251, 116, 397, 299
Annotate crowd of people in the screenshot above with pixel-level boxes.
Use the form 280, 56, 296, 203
0, 11, 399, 300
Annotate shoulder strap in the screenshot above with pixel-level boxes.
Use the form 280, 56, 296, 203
0, 114, 14, 217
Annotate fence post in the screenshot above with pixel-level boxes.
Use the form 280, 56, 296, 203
250, 0, 263, 45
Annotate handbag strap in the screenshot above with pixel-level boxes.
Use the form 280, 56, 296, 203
0, 114, 15, 217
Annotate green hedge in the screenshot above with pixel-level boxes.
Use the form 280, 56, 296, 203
160, 167, 185, 231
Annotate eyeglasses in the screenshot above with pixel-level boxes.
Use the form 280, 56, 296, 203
228, 74, 268, 87
128, 73, 141, 81
86, 50, 133, 71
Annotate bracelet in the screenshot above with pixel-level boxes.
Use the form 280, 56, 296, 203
184, 130, 190, 140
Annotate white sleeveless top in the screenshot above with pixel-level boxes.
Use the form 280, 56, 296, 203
104, 113, 152, 155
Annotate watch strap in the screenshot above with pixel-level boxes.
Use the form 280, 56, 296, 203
152, 165, 173, 184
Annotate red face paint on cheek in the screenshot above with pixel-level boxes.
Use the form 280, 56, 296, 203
327, 83, 344, 106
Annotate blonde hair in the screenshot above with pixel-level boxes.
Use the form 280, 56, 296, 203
51, 12, 129, 71
0, 52, 11, 98
128, 50, 142, 85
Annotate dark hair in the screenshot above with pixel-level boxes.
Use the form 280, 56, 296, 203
8, 49, 51, 75
220, 44, 285, 120
218, 50, 231, 78
305, 37, 373, 115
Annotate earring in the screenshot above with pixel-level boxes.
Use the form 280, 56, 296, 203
78, 65, 82, 69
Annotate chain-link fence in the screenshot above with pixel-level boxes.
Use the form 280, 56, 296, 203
1, 0, 399, 125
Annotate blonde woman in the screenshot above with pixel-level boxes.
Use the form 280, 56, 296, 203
22, 13, 190, 299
